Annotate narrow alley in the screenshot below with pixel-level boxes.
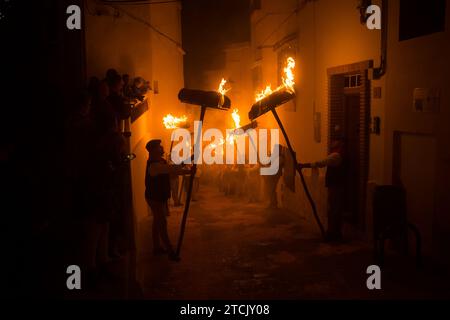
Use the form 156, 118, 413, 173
136, 184, 450, 300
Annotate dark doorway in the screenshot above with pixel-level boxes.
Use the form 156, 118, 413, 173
344, 94, 361, 223
327, 60, 372, 234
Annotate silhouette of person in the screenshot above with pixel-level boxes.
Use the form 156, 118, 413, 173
299, 139, 347, 242
145, 139, 191, 261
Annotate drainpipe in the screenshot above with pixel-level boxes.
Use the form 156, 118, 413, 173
373, 0, 387, 79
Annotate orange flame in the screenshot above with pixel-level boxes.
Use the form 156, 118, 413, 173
231, 109, 241, 129
255, 57, 296, 102
255, 85, 274, 102
208, 137, 225, 151
218, 78, 230, 96
224, 109, 242, 145
227, 134, 236, 145
163, 114, 188, 129
283, 57, 296, 91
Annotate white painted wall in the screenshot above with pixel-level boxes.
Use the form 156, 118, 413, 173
84, 0, 185, 222
250, 0, 450, 262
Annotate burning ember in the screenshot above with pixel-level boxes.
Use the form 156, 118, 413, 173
163, 114, 188, 129
255, 57, 296, 102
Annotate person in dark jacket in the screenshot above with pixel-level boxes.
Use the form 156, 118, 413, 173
299, 139, 347, 242
145, 139, 191, 261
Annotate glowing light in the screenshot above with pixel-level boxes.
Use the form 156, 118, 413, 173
283, 57, 296, 92
231, 109, 241, 129
218, 78, 230, 96
163, 114, 188, 129
255, 57, 296, 102
255, 85, 274, 102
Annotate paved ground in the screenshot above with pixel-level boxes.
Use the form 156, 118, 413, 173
136, 184, 450, 300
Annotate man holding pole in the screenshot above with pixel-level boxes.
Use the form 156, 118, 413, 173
299, 139, 347, 242
145, 139, 191, 261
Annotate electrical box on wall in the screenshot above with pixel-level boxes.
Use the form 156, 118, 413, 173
413, 88, 440, 113
371, 116, 381, 135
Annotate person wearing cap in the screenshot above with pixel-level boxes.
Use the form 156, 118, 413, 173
145, 139, 191, 261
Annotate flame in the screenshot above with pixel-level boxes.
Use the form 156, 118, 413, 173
218, 78, 230, 96
255, 57, 296, 102
163, 114, 188, 129
208, 137, 225, 151
283, 57, 296, 91
227, 134, 236, 145
207, 133, 235, 151
255, 85, 274, 102
231, 109, 241, 129
222, 109, 241, 146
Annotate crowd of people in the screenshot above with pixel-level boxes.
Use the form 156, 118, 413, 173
62, 65, 348, 288
65, 68, 136, 287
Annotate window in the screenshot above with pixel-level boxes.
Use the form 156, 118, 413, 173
344, 74, 362, 88
399, 0, 446, 41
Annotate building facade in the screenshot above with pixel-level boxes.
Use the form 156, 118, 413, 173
248, 0, 450, 264
84, 0, 186, 223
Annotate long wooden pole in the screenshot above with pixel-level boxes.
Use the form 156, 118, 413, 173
176, 106, 207, 257
271, 109, 326, 239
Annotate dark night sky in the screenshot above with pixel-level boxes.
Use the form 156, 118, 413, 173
181, 0, 251, 88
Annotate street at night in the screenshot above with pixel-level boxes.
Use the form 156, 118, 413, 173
137, 185, 450, 300
2, 0, 450, 313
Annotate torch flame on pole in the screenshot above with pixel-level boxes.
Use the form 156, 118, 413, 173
224, 108, 242, 145
231, 109, 241, 129
218, 78, 230, 96
255, 85, 274, 102
255, 57, 296, 102
163, 114, 188, 129
282, 57, 296, 91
